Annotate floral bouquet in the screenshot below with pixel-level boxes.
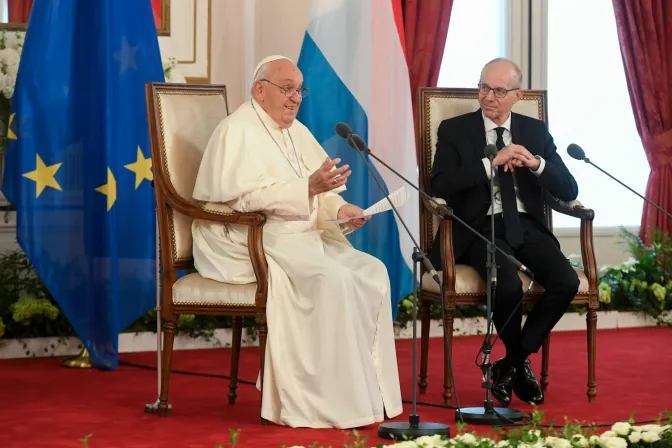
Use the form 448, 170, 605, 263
0, 30, 23, 156
162, 56, 186, 83
598, 227, 672, 326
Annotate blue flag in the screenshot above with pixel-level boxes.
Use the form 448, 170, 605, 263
2, 0, 165, 369
297, 0, 418, 319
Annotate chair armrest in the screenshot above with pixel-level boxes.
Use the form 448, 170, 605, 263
195, 203, 269, 309
545, 193, 594, 221
422, 196, 452, 220
163, 190, 267, 227
160, 186, 269, 309
543, 193, 599, 302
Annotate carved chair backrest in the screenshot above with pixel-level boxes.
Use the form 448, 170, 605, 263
146, 83, 230, 269
416, 88, 549, 253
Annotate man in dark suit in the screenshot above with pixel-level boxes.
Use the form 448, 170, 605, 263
429, 58, 580, 406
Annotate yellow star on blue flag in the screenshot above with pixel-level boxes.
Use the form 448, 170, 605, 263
1, 0, 165, 370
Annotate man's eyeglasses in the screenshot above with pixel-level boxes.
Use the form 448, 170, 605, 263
260, 79, 310, 98
478, 83, 519, 98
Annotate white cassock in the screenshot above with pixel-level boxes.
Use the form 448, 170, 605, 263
191, 98, 403, 429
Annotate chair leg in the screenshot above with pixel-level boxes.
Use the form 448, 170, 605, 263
258, 314, 268, 424
443, 306, 455, 405
418, 299, 432, 393
541, 335, 550, 391
228, 316, 243, 405
586, 306, 598, 402
158, 318, 176, 417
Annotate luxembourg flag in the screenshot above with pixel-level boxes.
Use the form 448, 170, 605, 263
297, 0, 417, 317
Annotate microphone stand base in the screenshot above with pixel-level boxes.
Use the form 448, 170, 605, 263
455, 406, 524, 425
378, 420, 451, 440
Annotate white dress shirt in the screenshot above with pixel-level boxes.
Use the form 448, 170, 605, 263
480, 112, 546, 215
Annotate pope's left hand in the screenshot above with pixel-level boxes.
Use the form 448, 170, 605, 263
337, 204, 370, 231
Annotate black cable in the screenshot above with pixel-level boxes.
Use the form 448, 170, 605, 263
119, 360, 258, 385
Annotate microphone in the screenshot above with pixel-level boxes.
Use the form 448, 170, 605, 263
335, 122, 352, 139
567, 143, 672, 219
484, 144, 497, 160
342, 129, 535, 281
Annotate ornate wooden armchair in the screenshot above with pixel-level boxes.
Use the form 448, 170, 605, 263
145, 83, 269, 417
416, 88, 599, 404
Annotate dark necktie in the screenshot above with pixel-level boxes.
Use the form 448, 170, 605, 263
495, 127, 524, 249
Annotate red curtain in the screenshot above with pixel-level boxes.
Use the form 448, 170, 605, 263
151, 0, 162, 28
613, 0, 672, 243
400, 0, 454, 161
8, 0, 33, 23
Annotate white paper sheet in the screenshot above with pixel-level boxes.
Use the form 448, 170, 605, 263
328, 187, 408, 224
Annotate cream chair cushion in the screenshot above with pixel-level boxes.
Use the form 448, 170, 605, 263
173, 273, 256, 306
421, 266, 590, 296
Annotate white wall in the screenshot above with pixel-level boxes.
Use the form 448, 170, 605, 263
209, 0, 310, 110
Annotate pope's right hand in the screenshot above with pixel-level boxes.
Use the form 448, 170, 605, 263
309, 157, 351, 196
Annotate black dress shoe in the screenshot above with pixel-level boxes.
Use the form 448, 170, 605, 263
513, 359, 544, 405
490, 359, 516, 407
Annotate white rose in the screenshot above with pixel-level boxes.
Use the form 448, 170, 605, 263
600, 431, 617, 439
414, 435, 448, 447
2, 86, 14, 99
546, 436, 572, 448
628, 432, 641, 444
638, 424, 664, 434
0, 48, 19, 67
572, 435, 588, 447
640, 431, 661, 443
598, 437, 627, 448
454, 433, 478, 445
611, 422, 631, 436
5, 63, 18, 77
497, 440, 510, 447
390, 442, 419, 448
4, 32, 21, 49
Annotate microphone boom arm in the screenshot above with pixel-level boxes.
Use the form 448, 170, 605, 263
583, 157, 672, 219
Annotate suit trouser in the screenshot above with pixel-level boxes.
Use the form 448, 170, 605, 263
462, 213, 580, 356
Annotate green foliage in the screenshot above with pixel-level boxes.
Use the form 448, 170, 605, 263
598, 227, 672, 326
395, 295, 486, 329
0, 248, 75, 340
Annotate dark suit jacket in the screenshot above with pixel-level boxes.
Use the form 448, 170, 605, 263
428, 110, 579, 269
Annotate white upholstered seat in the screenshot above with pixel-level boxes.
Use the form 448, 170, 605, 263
173, 273, 257, 306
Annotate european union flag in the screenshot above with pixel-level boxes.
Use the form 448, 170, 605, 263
2, 0, 165, 369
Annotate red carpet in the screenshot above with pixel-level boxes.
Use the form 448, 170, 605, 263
1, 327, 670, 447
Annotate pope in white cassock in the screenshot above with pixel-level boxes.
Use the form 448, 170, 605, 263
191, 55, 403, 429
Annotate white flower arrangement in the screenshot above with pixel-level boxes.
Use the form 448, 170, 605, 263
247, 416, 672, 448
162, 56, 186, 83
367, 420, 671, 448
0, 30, 24, 101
